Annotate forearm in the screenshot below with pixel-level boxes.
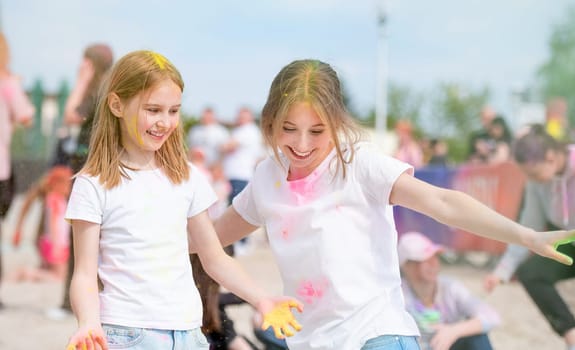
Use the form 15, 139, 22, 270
201, 252, 268, 307
450, 317, 486, 338
70, 273, 101, 326
433, 189, 535, 247
213, 207, 259, 248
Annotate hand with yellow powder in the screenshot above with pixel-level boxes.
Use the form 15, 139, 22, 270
66, 327, 107, 350
257, 299, 304, 339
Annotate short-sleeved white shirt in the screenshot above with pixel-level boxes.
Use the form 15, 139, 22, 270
233, 142, 419, 350
65, 164, 217, 330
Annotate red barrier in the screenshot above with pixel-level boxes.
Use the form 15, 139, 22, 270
450, 161, 527, 253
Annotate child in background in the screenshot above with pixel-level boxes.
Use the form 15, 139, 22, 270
64, 50, 302, 350
214, 59, 575, 350
399, 232, 500, 350
12, 165, 72, 282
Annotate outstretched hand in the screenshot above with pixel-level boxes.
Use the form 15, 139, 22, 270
66, 327, 108, 350
531, 230, 575, 265
258, 298, 304, 339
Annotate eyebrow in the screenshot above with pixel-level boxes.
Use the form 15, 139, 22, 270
143, 103, 182, 108
283, 120, 325, 127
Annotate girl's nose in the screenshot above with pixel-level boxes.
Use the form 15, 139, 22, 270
156, 113, 170, 127
295, 133, 310, 151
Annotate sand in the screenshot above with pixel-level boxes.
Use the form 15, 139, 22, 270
0, 195, 572, 350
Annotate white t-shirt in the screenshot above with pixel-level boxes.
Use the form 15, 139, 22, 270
222, 122, 264, 181
233, 142, 419, 350
65, 164, 217, 330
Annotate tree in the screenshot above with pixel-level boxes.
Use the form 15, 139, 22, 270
429, 82, 490, 162
364, 82, 425, 129
536, 5, 575, 125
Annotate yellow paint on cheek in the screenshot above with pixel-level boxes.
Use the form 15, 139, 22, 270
129, 114, 144, 146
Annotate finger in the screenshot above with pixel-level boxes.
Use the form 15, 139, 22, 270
92, 334, 108, 350
289, 318, 303, 331
282, 326, 294, 337
288, 300, 304, 312
272, 326, 285, 339
550, 249, 573, 266
66, 343, 76, 350
554, 233, 575, 250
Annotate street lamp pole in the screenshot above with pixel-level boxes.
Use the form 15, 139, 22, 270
375, 0, 389, 132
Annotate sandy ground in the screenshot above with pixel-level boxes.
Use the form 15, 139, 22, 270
1, 195, 573, 350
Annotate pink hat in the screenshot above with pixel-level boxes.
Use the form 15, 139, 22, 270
398, 232, 444, 266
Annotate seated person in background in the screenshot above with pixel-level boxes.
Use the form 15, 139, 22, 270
398, 232, 500, 350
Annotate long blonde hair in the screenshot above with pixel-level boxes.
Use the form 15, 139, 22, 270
261, 59, 363, 178
81, 50, 189, 188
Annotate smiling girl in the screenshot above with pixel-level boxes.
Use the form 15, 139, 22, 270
64, 51, 302, 350
214, 59, 575, 350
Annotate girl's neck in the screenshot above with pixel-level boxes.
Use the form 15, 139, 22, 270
120, 148, 158, 171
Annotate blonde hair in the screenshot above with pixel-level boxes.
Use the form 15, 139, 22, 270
261, 59, 363, 178
81, 50, 189, 188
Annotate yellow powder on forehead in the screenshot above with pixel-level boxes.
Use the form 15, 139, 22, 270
149, 52, 167, 70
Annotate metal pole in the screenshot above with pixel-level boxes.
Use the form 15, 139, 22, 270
375, 0, 388, 132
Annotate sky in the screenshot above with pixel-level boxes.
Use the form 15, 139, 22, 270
4, 0, 575, 126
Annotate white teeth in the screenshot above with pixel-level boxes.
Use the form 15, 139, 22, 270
292, 148, 311, 157
147, 130, 164, 137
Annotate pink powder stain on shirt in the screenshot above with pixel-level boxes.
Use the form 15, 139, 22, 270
281, 228, 290, 240
296, 279, 328, 304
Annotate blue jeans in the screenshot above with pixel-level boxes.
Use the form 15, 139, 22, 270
450, 334, 493, 350
361, 335, 420, 350
102, 324, 209, 350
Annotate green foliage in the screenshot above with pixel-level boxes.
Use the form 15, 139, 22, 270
363, 83, 424, 129
537, 5, 575, 125
429, 82, 490, 138
387, 82, 425, 127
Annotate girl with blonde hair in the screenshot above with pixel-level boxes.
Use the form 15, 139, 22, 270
65, 50, 302, 350
215, 59, 575, 350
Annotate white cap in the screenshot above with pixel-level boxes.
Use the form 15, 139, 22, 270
398, 231, 444, 266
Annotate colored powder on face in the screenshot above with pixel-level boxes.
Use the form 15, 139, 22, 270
129, 114, 144, 146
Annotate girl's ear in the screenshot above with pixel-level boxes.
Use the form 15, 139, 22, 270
108, 93, 123, 118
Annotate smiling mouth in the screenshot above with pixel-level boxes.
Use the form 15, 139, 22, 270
147, 130, 165, 138
289, 147, 312, 159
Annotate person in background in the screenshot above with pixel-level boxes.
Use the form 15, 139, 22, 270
214, 59, 575, 350
484, 124, 575, 350
0, 31, 35, 309
48, 42, 115, 321
545, 98, 570, 142
486, 116, 512, 164
427, 138, 449, 167
221, 106, 264, 255
399, 232, 500, 350
64, 50, 302, 350
393, 119, 424, 169
187, 107, 230, 168
467, 106, 496, 164
11, 166, 72, 282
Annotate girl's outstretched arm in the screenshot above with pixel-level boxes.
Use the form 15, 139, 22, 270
189, 210, 303, 338
212, 206, 259, 248
390, 173, 575, 265
66, 220, 108, 350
